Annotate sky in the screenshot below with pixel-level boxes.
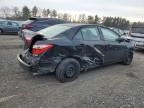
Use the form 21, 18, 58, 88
0, 0, 144, 22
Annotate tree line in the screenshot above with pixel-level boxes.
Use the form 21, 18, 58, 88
0, 5, 140, 30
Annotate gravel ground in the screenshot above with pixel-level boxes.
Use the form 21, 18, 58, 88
0, 35, 144, 108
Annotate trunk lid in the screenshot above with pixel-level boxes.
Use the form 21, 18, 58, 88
23, 30, 37, 49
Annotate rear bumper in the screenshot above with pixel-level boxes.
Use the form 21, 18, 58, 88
17, 54, 32, 71
17, 53, 59, 74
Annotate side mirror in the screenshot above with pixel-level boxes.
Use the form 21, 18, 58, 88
123, 32, 126, 35
116, 37, 125, 42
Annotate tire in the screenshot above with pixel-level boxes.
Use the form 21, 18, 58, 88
0, 29, 3, 34
122, 51, 133, 65
56, 58, 80, 83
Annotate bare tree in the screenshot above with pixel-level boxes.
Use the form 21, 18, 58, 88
87, 15, 94, 24
57, 13, 63, 19
12, 6, 21, 18
78, 14, 86, 23
63, 13, 69, 21
37, 7, 42, 17
46, 9, 50, 17
22, 6, 31, 20
32, 6, 38, 17
50, 9, 57, 18
94, 15, 100, 24
1, 6, 11, 18
42, 9, 47, 17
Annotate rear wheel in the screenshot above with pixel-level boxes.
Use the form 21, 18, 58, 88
122, 51, 133, 65
56, 58, 80, 83
0, 29, 3, 34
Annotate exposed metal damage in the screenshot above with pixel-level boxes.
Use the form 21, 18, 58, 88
17, 24, 134, 82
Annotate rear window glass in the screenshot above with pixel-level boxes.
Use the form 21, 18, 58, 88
37, 25, 72, 38
131, 27, 144, 34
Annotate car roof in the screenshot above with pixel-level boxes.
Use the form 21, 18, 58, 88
29, 17, 69, 22
57, 23, 104, 28
0, 20, 18, 23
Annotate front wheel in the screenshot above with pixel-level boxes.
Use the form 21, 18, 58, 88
122, 51, 133, 65
56, 58, 80, 83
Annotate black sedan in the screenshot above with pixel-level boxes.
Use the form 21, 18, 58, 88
17, 24, 134, 82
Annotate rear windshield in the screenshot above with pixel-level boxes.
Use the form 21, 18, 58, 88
131, 27, 144, 34
37, 25, 72, 38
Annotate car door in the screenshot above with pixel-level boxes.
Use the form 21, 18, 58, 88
11, 22, 19, 32
73, 26, 106, 66
99, 27, 126, 63
5, 21, 14, 32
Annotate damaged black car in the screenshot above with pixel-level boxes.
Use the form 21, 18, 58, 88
17, 24, 134, 82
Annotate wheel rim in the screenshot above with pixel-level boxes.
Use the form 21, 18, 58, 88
65, 64, 76, 78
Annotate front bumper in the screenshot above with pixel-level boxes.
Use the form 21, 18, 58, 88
134, 41, 144, 49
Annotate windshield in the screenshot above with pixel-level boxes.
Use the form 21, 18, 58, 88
131, 27, 144, 34
37, 25, 72, 38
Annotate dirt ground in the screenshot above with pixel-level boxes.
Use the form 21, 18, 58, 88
0, 35, 144, 108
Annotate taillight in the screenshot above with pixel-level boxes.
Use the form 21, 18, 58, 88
32, 44, 54, 55
22, 24, 33, 29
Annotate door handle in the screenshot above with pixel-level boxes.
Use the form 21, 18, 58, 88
107, 44, 112, 48
78, 44, 85, 49
79, 44, 84, 46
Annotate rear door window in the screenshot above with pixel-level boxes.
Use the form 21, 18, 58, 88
12, 22, 19, 26
81, 27, 101, 41
7, 22, 13, 26
73, 31, 83, 40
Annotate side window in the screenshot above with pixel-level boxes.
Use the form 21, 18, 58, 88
12, 22, 18, 26
74, 31, 83, 40
47, 20, 55, 25
81, 27, 100, 41
37, 20, 46, 25
7, 22, 12, 26
101, 27, 119, 41
0, 21, 4, 25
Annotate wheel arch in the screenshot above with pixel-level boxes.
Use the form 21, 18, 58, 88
55, 55, 82, 72
0, 28, 3, 32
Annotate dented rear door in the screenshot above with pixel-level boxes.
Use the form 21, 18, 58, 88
73, 26, 105, 66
